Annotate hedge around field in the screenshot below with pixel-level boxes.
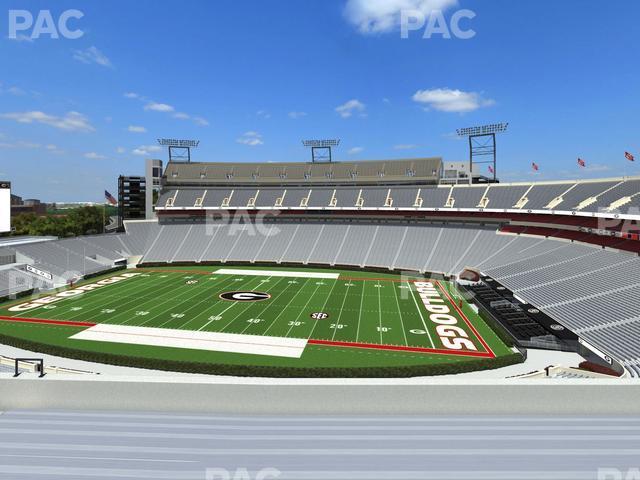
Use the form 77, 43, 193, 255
0, 332, 523, 378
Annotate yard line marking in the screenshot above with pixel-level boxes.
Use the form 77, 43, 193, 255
219, 276, 284, 332
172, 275, 248, 330
355, 280, 365, 342
131, 274, 235, 327
238, 277, 299, 334
179, 275, 266, 331
407, 281, 436, 349
180, 275, 274, 333
331, 279, 353, 341
262, 278, 312, 336
7, 271, 153, 319
283, 281, 325, 338
377, 281, 383, 344
150, 274, 244, 329
305, 278, 341, 341
59, 272, 182, 324
392, 281, 409, 347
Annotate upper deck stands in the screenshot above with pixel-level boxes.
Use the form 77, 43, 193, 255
156, 176, 640, 217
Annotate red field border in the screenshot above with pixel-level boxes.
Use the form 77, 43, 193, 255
307, 339, 494, 358
434, 280, 495, 358
0, 316, 96, 328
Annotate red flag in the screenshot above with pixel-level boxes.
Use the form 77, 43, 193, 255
532, 162, 539, 172
626, 151, 635, 162
488, 165, 494, 174
577, 158, 586, 167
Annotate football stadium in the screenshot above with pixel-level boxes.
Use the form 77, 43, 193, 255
1, 156, 639, 378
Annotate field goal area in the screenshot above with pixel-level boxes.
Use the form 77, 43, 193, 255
0, 267, 497, 360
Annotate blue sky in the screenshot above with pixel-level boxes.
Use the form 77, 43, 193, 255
0, 0, 639, 202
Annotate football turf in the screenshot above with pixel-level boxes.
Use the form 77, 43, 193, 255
0, 266, 515, 372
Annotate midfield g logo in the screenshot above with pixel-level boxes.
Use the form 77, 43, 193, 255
219, 291, 271, 302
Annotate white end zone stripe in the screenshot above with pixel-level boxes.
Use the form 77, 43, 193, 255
70, 324, 308, 358
214, 268, 339, 279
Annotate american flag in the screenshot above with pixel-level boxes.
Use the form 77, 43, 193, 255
577, 158, 586, 167
625, 151, 635, 162
104, 190, 118, 206
532, 162, 539, 172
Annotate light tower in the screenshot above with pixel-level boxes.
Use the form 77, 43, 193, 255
157, 139, 200, 163
302, 139, 340, 163
456, 123, 508, 181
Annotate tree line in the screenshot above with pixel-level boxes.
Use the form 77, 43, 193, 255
7, 206, 108, 237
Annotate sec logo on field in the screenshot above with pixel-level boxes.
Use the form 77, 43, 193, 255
310, 312, 329, 320
219, 291, 271, 302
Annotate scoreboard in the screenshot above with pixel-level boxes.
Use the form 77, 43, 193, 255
0, 181, 10, 233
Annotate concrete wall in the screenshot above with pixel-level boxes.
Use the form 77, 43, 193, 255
1, 377, 639, 414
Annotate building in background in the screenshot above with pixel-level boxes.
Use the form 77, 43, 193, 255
145, 159, 163, 220
117, 176, 146, 231
9, 192, 47, 217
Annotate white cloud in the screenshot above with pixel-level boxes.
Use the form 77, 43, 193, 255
412, 88, 495, 113
348, 147, 364, 155
0, 111, 95, 132
46, 144, 60, 151
73, 46, 113, 68
126, 92, 206, 125
288, 111, 308, 119
394, 144, 418, 150
84, 152, 106, 160
193, 116, 209, 127
256, 110, 271, 119
7, 86, 25, 96
144, 102, 174, 112
335, 99, 366, 118
127, 125, 147, 133
236, 131, 264, 146
132, 145, 162, 156
344, 0, 458, 34
116, 147, 126, 154
0, 140, 39, 149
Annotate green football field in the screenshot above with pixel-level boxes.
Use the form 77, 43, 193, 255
0, 266, 516, 374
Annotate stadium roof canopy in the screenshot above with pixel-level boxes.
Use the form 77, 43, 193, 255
163, 157, 443, 186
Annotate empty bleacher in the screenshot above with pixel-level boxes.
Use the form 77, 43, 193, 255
155, 176, 640, 215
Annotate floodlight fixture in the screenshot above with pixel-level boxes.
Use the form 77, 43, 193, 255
456, 123, 509, 182
158, 139, 200, 148
456, 123, 508, 137
302, 139, 340, 163
302, 139, 340, 148
157, 139, 200, 163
